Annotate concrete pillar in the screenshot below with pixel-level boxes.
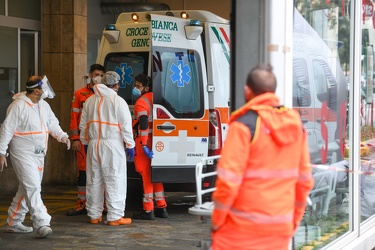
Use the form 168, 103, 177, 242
42, 0, 87, 185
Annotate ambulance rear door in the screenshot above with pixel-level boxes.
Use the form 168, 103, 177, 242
150, 14, 209, 183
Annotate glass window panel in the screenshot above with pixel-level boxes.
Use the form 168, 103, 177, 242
8, 0, 41, 21
0, 0, 5, 15
104, 52, 149, 105
152, 47, 204, 119
0, 26, 18, 124
360, 9, 375, 225
293, 2, 350, 248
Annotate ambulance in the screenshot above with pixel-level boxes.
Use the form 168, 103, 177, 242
96, 10, 230, 186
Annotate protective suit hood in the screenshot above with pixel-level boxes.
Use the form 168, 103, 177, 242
93, 83, 117, 97
230, 93, 303, 146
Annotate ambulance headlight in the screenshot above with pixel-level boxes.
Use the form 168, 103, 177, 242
132, 13, 139, 22
145, 13, 151, 21
180, 11, 189, 19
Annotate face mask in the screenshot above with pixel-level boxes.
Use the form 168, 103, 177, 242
40, 90, 47, 99
132, 87, 141, 99
92, 76, 102, 85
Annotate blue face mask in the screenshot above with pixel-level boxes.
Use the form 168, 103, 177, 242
132, 87, 141, 99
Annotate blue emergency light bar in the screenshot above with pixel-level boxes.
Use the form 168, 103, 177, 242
190, 20, 201, 26
105, 24, 116, 30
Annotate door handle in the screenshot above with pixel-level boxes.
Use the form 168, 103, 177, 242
157, 125, 176, 130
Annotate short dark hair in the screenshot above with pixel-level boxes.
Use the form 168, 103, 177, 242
246, 64, 277, 95
135, 74, 152, 91
89, 64, 105, 73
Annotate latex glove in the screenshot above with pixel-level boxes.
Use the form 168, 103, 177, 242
126, 148, 135, 161
61, 137, 71, 150
142, 146, 154, 159
0, 155, 7, 172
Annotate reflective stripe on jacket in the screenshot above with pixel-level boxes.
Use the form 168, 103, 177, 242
212, 92, 314, 237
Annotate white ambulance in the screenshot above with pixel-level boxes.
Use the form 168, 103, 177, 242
96, 10, 230, 186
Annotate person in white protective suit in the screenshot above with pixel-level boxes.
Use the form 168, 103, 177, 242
79, 71, 135, 226
0, 75, 71, 238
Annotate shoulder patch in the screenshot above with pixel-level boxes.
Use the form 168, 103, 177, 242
236, 110, 258, 142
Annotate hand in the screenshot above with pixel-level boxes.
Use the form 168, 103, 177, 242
126, 148, 135, 161
142, 146, 154, 159
72, 140, 81, 151
0, 156, 7, 172
61, 137, 71, 150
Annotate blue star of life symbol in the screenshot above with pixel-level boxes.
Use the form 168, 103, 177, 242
170, 60, 191, 87
115, 63, 133, 88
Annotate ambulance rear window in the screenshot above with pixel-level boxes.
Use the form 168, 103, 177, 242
103, 52, 149, 105
152, 47, 204, 118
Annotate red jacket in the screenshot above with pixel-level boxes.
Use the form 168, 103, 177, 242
212, 92, 314, 236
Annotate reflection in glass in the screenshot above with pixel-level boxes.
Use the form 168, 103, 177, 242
293, 1, 350, 248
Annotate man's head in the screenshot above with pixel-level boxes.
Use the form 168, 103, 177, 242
89, 64, 105, 86
244, 64, 277, 102
26, 76, 43, 95
132, 74, 152, 100
102, 71, 120, 92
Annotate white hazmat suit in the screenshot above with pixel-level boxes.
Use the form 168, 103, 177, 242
79, 84, 135, 222
0, 92, 69, 230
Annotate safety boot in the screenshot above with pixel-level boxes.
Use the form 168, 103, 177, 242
66, 199, 87, 216
133, 210, 155, 220
107, 217, 132, 226
90, 217, 102, 224
155, 207, 168, 218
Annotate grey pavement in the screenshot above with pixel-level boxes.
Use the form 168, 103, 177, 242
0, 186, 211, 250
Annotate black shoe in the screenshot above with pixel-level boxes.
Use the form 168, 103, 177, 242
155, 208, 168, 218
66, 200, 87, 216
133, 210, 155, 220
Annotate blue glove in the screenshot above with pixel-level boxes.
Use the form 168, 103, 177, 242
126, 147, 135, 161
84, 145, 88, 154
142, 146, 154, 159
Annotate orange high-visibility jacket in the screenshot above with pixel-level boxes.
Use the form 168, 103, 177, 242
70, 86, 94, 171
212, 92, 314, 237
70, 86, 95, 141
133, 92, 153, 146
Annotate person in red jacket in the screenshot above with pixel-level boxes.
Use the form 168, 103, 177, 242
211, 64, 314, 250
66, 64, 105, 216
132, 74, 168, 220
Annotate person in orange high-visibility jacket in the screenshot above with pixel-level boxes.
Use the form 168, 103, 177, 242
132, 74, 168, 220
66, 64, 105, 216
211, 64, 314, 250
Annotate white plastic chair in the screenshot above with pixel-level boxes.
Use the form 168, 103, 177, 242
188, 156, 220, 220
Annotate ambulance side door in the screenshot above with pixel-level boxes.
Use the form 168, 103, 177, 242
150, 14, 209, 183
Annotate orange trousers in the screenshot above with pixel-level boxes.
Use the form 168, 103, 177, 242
212, 223, 291, 250
134, 138, 167, 211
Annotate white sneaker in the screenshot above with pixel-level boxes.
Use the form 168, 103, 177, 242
6, 223, 33, 233
37, 226, 52, 238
